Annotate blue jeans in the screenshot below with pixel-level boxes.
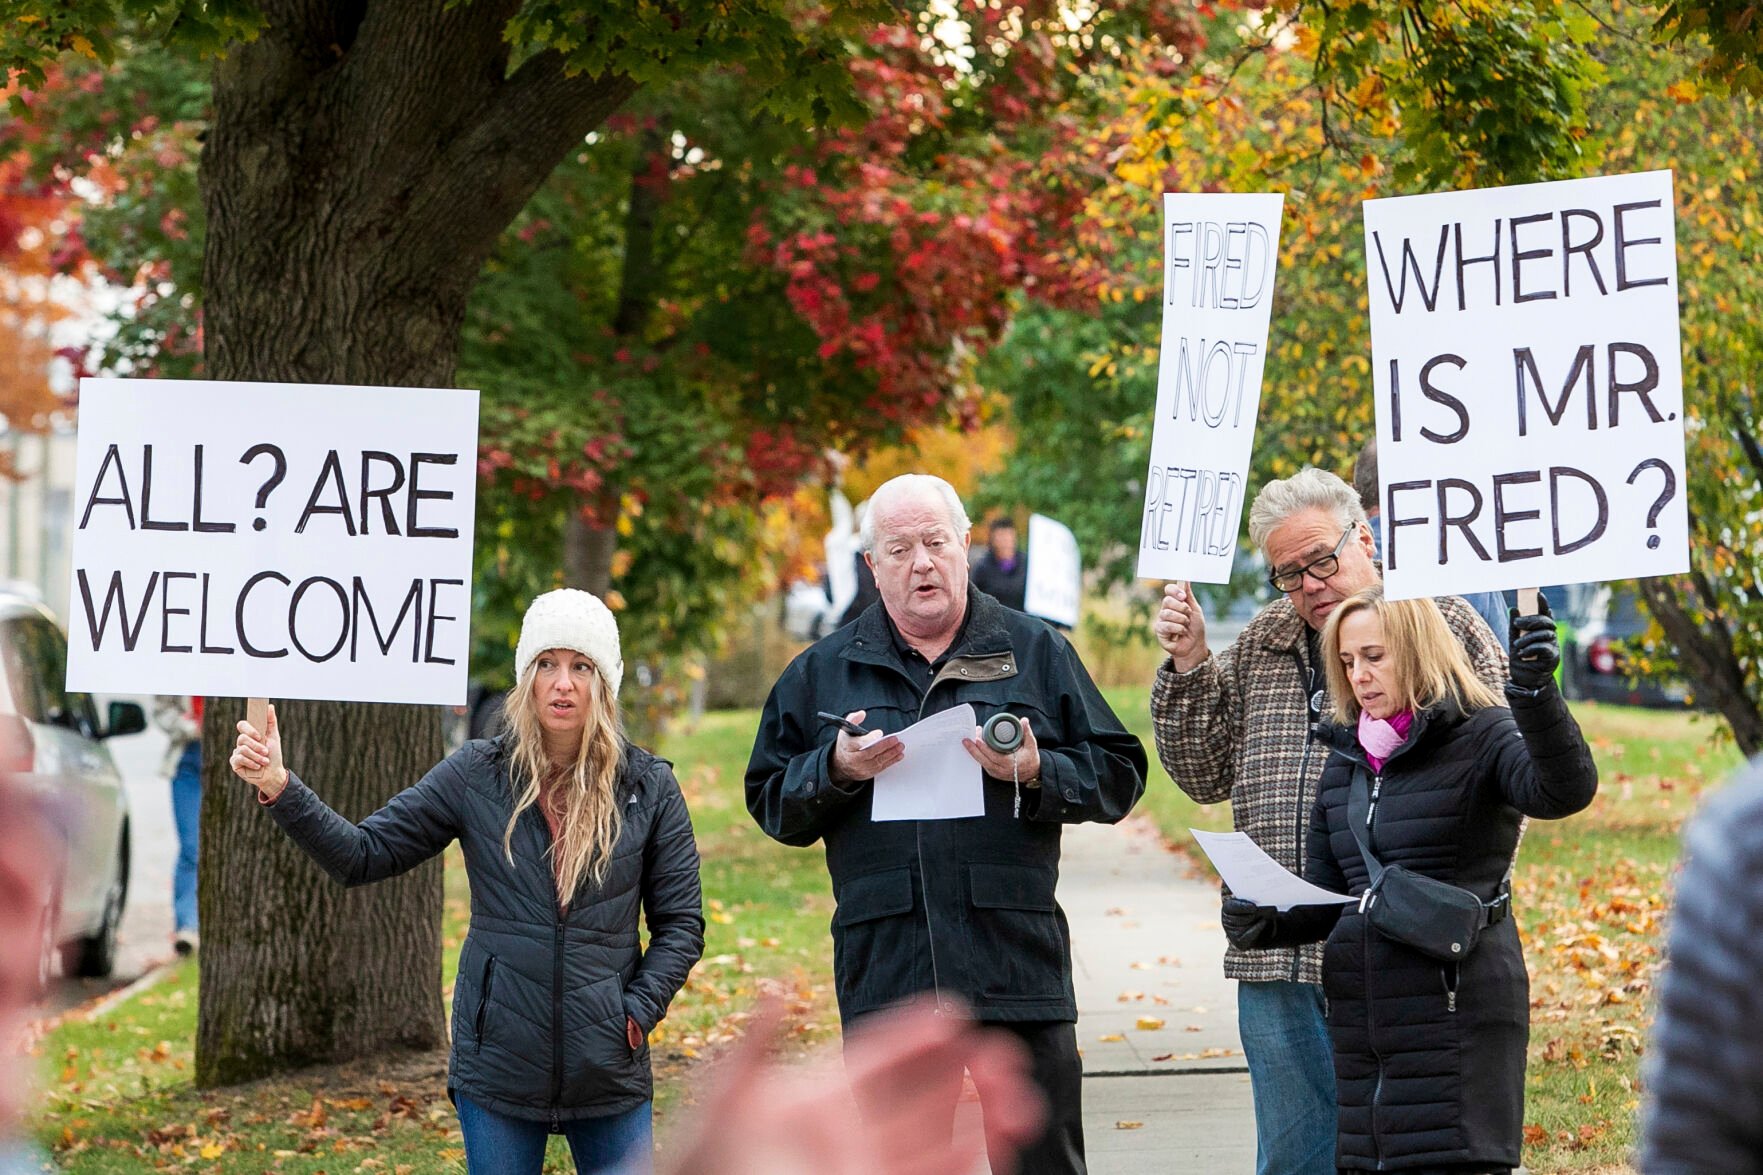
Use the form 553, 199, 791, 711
170, 742, 202, 933
455, 1095, 652, 1174
1237, 979, 1336, 1175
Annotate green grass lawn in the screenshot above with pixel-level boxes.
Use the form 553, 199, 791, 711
29, 694, 1746, 1173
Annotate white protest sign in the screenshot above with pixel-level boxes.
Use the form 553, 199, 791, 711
1137, 192, 1285, 583
66, 378, 479, 705
1023, 513, 1080, 628
1364, 170, 1687, 600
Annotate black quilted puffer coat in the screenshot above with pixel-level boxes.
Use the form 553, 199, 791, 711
1289, 684, 1596, 1171
264, 738, 704, 1125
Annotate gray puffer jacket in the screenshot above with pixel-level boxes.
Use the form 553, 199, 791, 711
1641, 756, 1763, 1173
265, 737, 704, 1124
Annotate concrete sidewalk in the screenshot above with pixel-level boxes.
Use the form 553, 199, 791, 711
1060, 817, 1258, 1173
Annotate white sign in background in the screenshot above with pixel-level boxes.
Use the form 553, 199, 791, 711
1137, 192, 1285, 583
1364, 170, 1688, 601
66, 379, 480, 705
1023, 513, 1081, 628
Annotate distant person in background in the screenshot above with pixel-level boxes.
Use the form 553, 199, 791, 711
1354, 438, 1511, 652
824, 462, 862, 631
1639, 755, 1763, 1173
835, 500, 880, 631
152, 696, 203, 956
971, 518, 1027, 611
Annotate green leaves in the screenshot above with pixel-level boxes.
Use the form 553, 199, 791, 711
1293, 0, 1599, 189
502, 0, 890, 127
1654, 0, 1763, 95
2, 1, 265, 96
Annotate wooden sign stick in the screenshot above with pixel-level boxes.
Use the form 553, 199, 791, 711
247, 697, 270, 735
1516, 587, 1539, 616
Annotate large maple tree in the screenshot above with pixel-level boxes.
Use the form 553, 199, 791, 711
5, 0, 893, 1086
4, 1, 1208, 1084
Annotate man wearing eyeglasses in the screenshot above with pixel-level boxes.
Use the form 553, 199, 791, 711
1148, 466, 1507, 1175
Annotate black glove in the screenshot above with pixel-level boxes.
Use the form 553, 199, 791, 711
1508, 591, 1560, 692
1221, 897, 1280, 950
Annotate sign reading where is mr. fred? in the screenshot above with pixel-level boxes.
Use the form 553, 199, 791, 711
1137, 192, 1285, 583
66, 379, 479, 705
1365, 170, 1687, 601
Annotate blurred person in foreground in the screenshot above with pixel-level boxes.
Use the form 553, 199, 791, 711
746, 473, 1146, 1175
659, 996, 1044, 1175
1640, 755, 1763, 1173
0, 773, 53, 1173
1222, 587, 1596, 1172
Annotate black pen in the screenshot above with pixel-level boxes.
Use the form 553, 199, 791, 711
817, 711, 869, 737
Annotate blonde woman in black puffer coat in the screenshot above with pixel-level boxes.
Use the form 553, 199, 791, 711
1223, 587, 1597, 1174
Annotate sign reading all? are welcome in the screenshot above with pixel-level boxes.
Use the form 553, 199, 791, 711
66, 378, 479, 705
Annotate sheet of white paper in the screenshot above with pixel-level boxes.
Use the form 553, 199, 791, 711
871, 703, 985, 822
1190, 829, 1356, 911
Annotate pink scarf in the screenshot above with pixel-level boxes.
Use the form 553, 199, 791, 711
1358, 709, 1414, 773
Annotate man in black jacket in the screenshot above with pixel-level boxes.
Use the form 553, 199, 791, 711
745, 473, 1147, 1175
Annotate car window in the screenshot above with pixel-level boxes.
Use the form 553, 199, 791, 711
7, 618, 93, 735
0, 620, 26, 718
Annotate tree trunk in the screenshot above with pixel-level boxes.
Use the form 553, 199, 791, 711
558, 130, 669, 601
198, 702, 445, 1085
194, 0, 635, 1086
563, 515, 618, 596
1639, 576, 1763, 758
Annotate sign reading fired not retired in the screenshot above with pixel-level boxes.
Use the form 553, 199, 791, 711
66, 378, 479, 705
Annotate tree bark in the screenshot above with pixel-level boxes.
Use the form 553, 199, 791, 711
561, 129, 668, 599
563, 515, 618, 596
198, 701, 445, 1085
1639, 576, 1763, 758
195, 0, 636, 1086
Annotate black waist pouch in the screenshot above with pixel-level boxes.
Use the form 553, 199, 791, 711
1361, 864, 1487, 961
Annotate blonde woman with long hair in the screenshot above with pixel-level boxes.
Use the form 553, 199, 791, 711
1221, 586, 1597, 1174
230, 589, 703, 1174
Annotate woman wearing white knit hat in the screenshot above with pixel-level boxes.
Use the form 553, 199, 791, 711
229, 589, 704, 1174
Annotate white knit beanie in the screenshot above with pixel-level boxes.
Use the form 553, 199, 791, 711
513, 589, 624, 696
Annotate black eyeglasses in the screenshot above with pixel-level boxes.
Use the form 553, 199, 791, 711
1268, 526, 1354, 594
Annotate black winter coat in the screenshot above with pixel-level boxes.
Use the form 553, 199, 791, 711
265, 738, 705, 1123
1288, 685, 1596, 1171
745, 589, 1147, 1024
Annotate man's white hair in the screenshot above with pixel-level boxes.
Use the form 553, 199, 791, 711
1246, 466, 1367, 555
859, 474, 972, 553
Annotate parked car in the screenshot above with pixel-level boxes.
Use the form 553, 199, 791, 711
0, 590, 144, 989
1557, 584, 1691, 708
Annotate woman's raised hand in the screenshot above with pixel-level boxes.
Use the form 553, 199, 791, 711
231, 703, 289, 801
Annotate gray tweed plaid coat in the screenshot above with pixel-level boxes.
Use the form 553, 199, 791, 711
1149, 594, 1507, 984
